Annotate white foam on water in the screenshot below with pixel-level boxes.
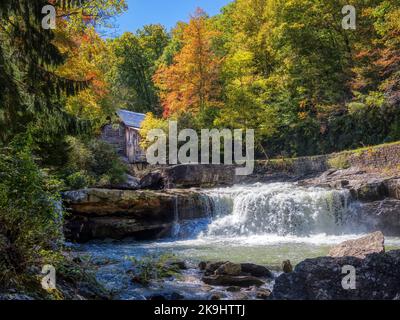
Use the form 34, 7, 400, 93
198, 183, 357, 237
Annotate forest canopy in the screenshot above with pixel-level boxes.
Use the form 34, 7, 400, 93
1, 0, 400, 160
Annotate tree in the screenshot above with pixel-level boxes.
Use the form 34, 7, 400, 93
154, 9, 223, 117
0, 0, 89, 145
55, 24, 116, 131
110, 25, 169, 114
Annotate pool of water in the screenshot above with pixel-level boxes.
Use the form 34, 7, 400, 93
72, 182, 400, 299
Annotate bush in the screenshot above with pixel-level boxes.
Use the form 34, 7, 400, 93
64, 137, 127, 189
0, 139, 64, 288
65, 171, 94, 190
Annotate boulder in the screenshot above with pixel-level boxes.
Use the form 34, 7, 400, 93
202, 275, 265, 287
241, 263, 272, 278
161, 164, 235, 188
203, 261, 228, 276
215, 262, 242, 276
271, 250, 400, 300
140, 171, 164, 190
329, 231, 385, 259
256, 289, 272, 300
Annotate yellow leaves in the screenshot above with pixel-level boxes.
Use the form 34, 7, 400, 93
298, 111, 308, 120
139, 113, 169, 149
53, 22, 114, 126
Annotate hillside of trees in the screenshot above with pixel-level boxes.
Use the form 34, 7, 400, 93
1, 0, 400, 298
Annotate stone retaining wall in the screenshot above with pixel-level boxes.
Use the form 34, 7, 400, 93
253, 142, 400, 178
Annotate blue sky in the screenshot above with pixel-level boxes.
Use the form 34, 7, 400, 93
113, 0, 232, 35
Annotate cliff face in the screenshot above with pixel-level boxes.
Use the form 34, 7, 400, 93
63, 188, 209, 242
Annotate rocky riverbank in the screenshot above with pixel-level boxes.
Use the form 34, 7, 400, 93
271, 232, 400, 300
67, 232, 400, 300
63, 164, 400, 242
63, 188, 210, 242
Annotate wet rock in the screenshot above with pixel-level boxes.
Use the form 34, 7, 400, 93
0, 293, 34, 300
66, 217, 174, 242
282, 260, 293, 273
359, 200, 400, 236
63, 188, 207, 242
271, 250, 400, 300
241, 263, 272, 278
104, 175, 140, 190
198, 261, 207, 270
147, 294, 167, 301
202, 275, 265, 287
386, 178, 400, 200
170, 292, 185, 300
204, 261, 227, 275
166, 260, 187, 270
140, 171, 164, 190
352, 180, 388, 202
162, 164, 235, 189
226, 286, 241, 292
210, 292, 224, 300
256, 289, 272, 300
329, 231, 385, 259
215, 262, 242, 276
235, 292, 250, 300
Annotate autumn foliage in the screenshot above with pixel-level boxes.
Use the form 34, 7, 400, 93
154, 9, 222, 117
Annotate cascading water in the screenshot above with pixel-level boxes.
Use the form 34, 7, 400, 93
199, 183, 357, 237
76, 182, 400, 299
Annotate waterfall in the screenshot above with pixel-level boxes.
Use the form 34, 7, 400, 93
171, 196, 181, 237
199, 183, 356, 237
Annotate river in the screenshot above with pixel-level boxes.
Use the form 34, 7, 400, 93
72, 182, 400, 299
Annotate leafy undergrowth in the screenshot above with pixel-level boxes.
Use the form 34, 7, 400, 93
128, 254, 183, 286
0, 137, 109, 300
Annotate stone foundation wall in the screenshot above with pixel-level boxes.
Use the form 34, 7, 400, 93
253, 142, 400, 178
346, 143, 400, 169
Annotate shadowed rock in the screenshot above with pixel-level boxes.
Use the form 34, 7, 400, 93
202, 275, 265, 287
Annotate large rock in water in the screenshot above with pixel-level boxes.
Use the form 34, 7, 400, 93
271, 250, 400, 300
161, 164, 236, 188
329, 231, 385, 258
63, 188, 209, 242
272, 233, 399, 300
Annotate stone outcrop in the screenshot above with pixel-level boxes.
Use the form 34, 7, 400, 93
199, 261, 271, 288
63, 188, 209, 242
329, 231, 385, 258
301, 168, 400, 236
161, 164, 236, 188
360, 200, 400, 236
240, 263, 272, 278
215, 262, 242, 276
271, 249, 400, 300
272, 234, 400, 300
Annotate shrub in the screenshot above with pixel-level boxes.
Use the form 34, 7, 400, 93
0, 139, 64, 288
65, 171, 94, 190
64, 137, 127, 189
87, 140, 127, 183
128, 254, 181, 286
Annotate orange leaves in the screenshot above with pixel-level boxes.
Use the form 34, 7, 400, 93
154, 8, 222, 117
